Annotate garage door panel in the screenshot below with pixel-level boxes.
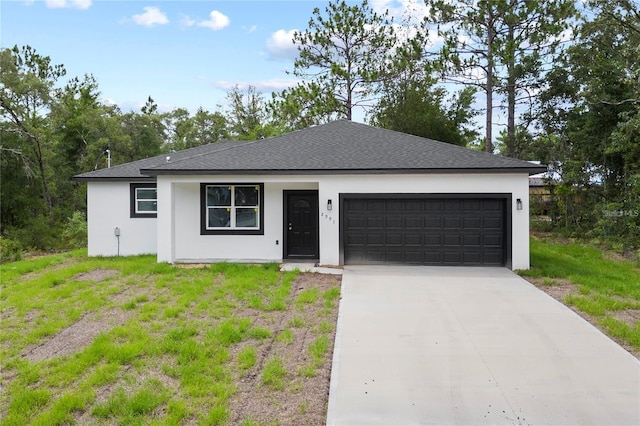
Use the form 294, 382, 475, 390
367, 250, 385, 262
463, 234, 481, 246
444, 217, 462, 228
385, 217, 403, 228
444, 200, 463, 210
483, 199, 503, 210
346, 232, 365, 245
424, 234, 442, 246
484, 217, 502, 229
367, 200, 385, 210
345, 216, 366, 228
405, 216, 423, 228
405, 234, 423, 246
348, 199, 367, 210
484, 234, 502, 247
366, 234, 384, 245
386, 251, 404, 262
443, 251, 462, 263
343, 197, 506, 266
366, 216, 384, 227
444, 234, 461, 246
464, 217, 482, 229
463, 252, 482, 264
386, 200, 404, 211
424, 217, 442, 228
424, 251, 443, 263
483, 251, 503, 265
464, 199, 482, 210
385, 234, 403, 245
405, 200, 423, 211
425, 200, 443, 210
405, 251, 424, 263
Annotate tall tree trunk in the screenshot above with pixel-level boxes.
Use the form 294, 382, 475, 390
33, 137, 54, 218
506, 19, 516, 157
485, 7, 495, 153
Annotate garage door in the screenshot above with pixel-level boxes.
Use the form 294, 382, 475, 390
343, 197, 506, 266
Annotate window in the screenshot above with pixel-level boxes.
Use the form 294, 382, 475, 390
200, 183, 264, 235
130, 183, 157, 218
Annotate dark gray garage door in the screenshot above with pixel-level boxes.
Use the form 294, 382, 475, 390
343, 197, 506, 266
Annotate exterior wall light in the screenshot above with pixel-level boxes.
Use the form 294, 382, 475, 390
327, 199, 332, 210
516, 198, 523, 210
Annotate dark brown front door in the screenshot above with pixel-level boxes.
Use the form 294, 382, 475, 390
284, 191, 319, 259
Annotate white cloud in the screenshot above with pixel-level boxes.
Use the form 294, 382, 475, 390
179, 15, 196, 28
243, 25, 257, 33
132, 7, 169, 27
45, 0, 92, 9
266, 29, 298, 61
197, 10, 230, 31
213, 78, 299, 92
371, 0, 430, 23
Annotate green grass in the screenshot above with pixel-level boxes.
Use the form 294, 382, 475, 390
520, 236, 640, 351
261, 357, 286, 390
0, 252, 343, 425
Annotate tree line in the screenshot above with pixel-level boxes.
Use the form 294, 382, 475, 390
1, 0, 638, 258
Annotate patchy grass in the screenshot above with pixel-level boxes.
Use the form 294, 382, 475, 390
0, 253, 341, 425
520, 236, 640, 358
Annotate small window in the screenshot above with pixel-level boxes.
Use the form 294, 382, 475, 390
130, 183, 157, 218
200, 183, 264, 235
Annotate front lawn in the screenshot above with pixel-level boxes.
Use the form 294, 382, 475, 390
0, 252, 341, 425
519, 236, 640, 358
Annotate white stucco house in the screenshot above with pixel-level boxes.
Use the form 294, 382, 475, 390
74, 120, 545, 270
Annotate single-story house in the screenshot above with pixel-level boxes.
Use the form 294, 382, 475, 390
529, 172, 554, 216
74, 120, 546, 270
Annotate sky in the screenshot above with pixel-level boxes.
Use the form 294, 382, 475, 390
2, 0, 429, 121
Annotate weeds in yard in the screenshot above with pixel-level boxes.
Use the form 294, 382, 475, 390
276, 328, 294, 345
261, 357, 286, 390
309, 336, 329, 367
237, 346, 257, 370
0, 253, 340, 425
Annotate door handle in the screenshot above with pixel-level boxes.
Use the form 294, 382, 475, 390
288, 222, 292, 231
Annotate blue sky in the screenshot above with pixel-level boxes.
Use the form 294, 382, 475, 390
2, 0, 427, 121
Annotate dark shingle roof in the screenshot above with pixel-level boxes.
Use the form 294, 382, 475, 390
73, 141, 251, 181
75, 120, 546, 181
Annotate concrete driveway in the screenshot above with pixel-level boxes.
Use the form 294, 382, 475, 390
327, 266, 640, 425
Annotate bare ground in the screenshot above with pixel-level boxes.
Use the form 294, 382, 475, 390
523, 276, 640, 360
227, 273, 341, 425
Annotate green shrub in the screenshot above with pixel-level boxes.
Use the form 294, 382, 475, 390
62, 211, 87, 248
0, 236, 23, 263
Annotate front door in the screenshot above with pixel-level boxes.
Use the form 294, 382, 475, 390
284, 191, 319, 259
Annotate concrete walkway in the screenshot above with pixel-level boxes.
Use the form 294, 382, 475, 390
327, 266, 640, 425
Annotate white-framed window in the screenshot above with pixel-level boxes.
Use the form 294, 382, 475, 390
130, 183, 157, 218
201, 183, 264, 235
136, 188, 157, 213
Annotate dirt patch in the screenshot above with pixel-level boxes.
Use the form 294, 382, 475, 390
22, 308, 132, 362
228, 273, 341, 425
20, 258, 80, 282
525, 277, 578, 302
612, 308, 640, 327
74, 268, 119, 282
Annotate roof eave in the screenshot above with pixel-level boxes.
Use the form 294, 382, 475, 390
72, 175, 156, 182
141, 166, 547, 176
